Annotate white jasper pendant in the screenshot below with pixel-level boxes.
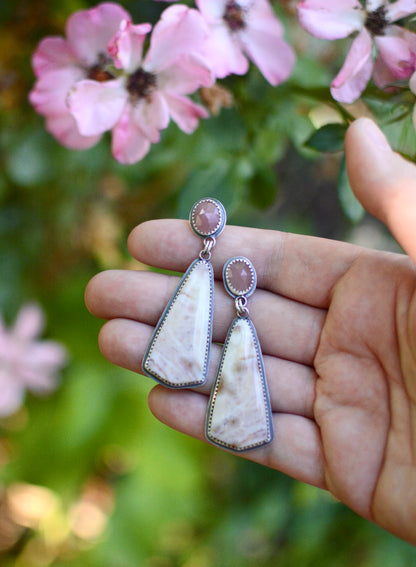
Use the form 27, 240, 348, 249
142, 259, 213, 388
206, 317, 273, 452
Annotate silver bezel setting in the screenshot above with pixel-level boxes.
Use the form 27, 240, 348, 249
223, 256, 257, 298
189, 198, 226, 239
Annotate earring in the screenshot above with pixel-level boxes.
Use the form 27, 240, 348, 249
206, 257, 273, 452
142, 198, 226, 388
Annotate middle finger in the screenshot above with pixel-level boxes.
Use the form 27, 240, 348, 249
87, 269, 326, 365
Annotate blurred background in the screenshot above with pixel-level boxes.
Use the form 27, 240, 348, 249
1, 0, 416, 565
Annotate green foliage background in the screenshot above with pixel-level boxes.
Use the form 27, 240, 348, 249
1, 0, 416, 565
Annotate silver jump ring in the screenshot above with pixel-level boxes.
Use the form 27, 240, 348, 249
235, 296, 249, 318
199, 236, 216, 260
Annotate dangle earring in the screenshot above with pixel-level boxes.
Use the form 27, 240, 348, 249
206, 257, 273, 452
142, 198, 226, 388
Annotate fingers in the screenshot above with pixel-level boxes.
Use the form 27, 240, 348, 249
345, 117, 416, 262
85, 269, 326, 364
148, 386, 325, 489
98, 317, 317, 418
127, 220, 364, 309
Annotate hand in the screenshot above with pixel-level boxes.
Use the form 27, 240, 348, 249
85, 118, 416, 545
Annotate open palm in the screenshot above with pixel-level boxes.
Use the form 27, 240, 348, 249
85, 119, 416, 544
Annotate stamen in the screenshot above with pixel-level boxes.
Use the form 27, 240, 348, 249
127, 68, 157, 102
88, 53, 115, 82
365, 5, 388, 36
223, 1, 246, 32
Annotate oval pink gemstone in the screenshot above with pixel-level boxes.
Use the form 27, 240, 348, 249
192, 199, 222, 236
226, 259, 255, 296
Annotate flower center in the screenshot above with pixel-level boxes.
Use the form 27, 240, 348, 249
223, 1, 246, 32
127, 68, 157, 102
365, 5, 388, 36
88, 53, 115, 82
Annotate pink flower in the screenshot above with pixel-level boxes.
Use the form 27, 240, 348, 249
195, 0, 296, 85
67, 5, 213, 164
0, 304, 67, 417
297, 0, 416, 103
29, 2, 131, 150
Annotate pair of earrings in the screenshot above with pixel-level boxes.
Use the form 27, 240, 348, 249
142, 198, 273, 453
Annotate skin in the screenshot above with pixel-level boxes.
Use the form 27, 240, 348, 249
85, 118, 416, 544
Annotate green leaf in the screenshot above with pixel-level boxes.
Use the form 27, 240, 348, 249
305, 123, 347, 153
177, 158, 231, 218
248, 166, 278, 209
338, 157, 365, 223
252, 119, 287, 165
177, 158, 249, 217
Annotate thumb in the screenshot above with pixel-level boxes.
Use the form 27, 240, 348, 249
345, 117, 416, 262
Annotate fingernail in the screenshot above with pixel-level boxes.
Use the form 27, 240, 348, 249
358, 118, 391, 152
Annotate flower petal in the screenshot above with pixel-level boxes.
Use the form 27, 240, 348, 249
202, 23, 248, 78
16, 369, 56, 393
66, 2, 131, 66
245, 0, 284, 36
30, 342, 67, 370
158, 54, 213, 94
111, 107, 152, 164
131, 91, 170, 142
68, 79, 127, 136
195, 0, 226, 21
163, 92, 209, 133
45, 114, 102, 150
31, 37, 77, 78
145, 5, 210, 71
330, 28, 373, 103
386, 0, 416, 22
372, 56, 397, 88
29, 58, 99, 150
240, 1, 296, 85
29, 68, 85, 116
108, 20, 151, 72
394, 24, 416, 54
366, 0, 384, 10
243, 32, 295, 85
12, 304, 44, 340
0, 371, 24, 417
20, 342, 66, 392
375, 28, 416, 80
297, 0, 364, 40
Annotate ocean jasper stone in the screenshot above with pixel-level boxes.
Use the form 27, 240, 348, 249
190, 198, 226, 238
142, 260, 213, 388
206, 317, 273, 452
224, 257, 256, 297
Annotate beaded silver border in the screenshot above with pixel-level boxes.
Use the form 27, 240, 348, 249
223, 256, 257, 298
142, 259, 213, 388
205, 317, 273, 452
189, 198, 226, 239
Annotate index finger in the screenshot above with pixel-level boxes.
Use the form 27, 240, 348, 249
128, 219, 366, 309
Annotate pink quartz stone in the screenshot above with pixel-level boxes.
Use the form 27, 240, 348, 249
226, 259, 255, 296
192, 199, 222, 236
